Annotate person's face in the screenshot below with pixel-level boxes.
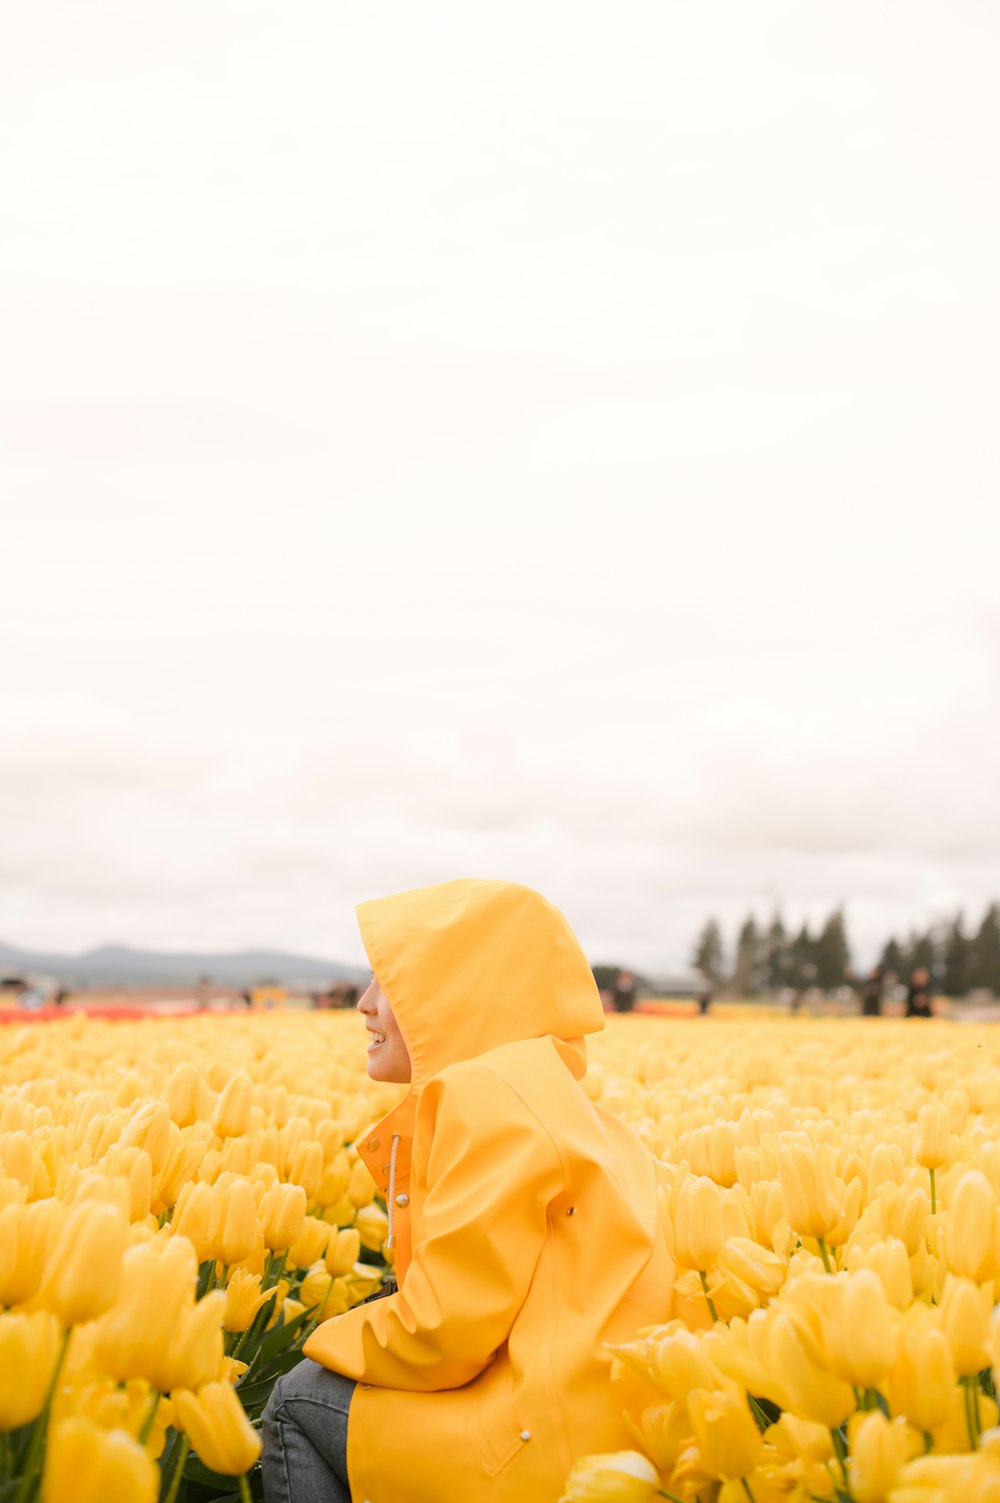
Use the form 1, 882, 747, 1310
357, 976, 412, 1083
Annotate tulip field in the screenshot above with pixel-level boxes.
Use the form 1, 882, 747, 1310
3, 1014, 1000, 1503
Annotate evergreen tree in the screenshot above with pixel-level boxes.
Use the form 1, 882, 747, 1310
788, 922, 816, 991
880, 936, 904, 981
907, 929, 937, 979
942, 913, 971, 998
732, 916, 761, 996
692, 918, 724, 982
761, 911, 789, 993
815, 907, 851, 991
970, 904, 1000, 994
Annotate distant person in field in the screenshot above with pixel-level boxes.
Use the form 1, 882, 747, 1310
861, 963, 884, 1017
696, 966, 713, 1016
261, 878, 672, 1503
906, 965, 933, 1018
611, 966, 637, 1012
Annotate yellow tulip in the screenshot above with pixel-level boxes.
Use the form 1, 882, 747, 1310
347, 1156, 376, 1209
941, 1276, 992, 1377
559, 1449, 660, 1503
94, 1237, 196, 1383
287, 1140, 324, 1200
165, 1062, 206, 1127
687, 1386, 763, 1479
914, 1104, 951, 1171
213, 1178, 259, 1266
288, 1214, 331, 1270
846, 1236, 914, 1311
888, 1314, 956, 1433
624, 1400, 689, 1474
259, 1182, 307, 1252
653, 1327, 723, 1404
223, 1268, 273, 1333
120, 1101, 171, 1176
172, 1182, 222, 1263
766, 1310, 854, 1428
823, 1269, 898, 1389
45, 1200, 128, 1325
211, 1074, 253, 1139
299, 1266, 352, 1320
848, 1410, 920, 1503
154, 1134, 208, 1213
323, 1226, 361, 1277
672, 1176, 725, 1272
944, 1171, 999, 1282
778, 1141, 841, 1242
147, 1288, 226, 1392
0, 1310, 61, 1430
0, 1198, 65, 1306
172, 1381, 261, 1475
315, 1156, 351, 1208
41, 1418, 158, 1503
354, 1202, 389, 1253
716, 1236, 786, 1301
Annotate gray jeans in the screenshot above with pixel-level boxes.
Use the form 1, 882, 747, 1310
262, 1360, 355, 1503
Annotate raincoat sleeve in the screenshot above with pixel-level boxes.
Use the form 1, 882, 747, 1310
302, 1065, 562, 1390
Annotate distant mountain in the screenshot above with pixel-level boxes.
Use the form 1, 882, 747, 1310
0, 939, 368, 989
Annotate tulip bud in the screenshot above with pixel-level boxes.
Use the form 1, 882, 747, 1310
172, 1381, 261, 1475
212, 1075, 253, 1139
315, 1156, 351, 1208
299, 1266, 351, 1321
889, 1314, 955, 1432
324, 1227, 362, 1277
95, 1237, 197, 1384
120, 1102, 171, 1177
687, 1386, 764, 1480
672, 1176, 724, 1271
154, 1135, 208, 1214
259, 1182, 307, 1252
914, 1104, 951, 1171
945, 1171, 999, 1282
347, 1157, 376, 1209
560, 1449, 660, 1503
3, 1129, 36, 1191
213, 1178, 259, 1267
0, 1198, 65, 1306
846, 1237, 913, 1311
823, 1270, 898, 1389
0, 1310, 61, 1429
354, 1202, 389, 1253
165, 1063, 207, 1128
287, 1141, 324, 1201
941, 1276, 992, 1376
46, 1201, 128, 1325
847, 1410, 920, 1503
148, 1289, 226, 1393
41, 1418, 158, 1503
173, 1183, 222, 1263
288, 1214, 331, 1270
778, 1141, 841, 1242
767, 1310, 854, 1428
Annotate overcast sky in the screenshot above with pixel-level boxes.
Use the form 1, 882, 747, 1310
2, 2, 998, 973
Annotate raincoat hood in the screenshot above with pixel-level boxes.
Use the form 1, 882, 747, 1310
358, 878, 605, 1087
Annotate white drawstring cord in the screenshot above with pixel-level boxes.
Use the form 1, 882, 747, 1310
386, 1133, 401, 1248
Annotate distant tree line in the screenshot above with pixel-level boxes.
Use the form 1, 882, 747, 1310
691, 902, 1000, 998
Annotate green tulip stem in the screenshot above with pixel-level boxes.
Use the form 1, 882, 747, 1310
741, 1482, 758, 1503
264, 1250, 288, 1290
656, 1491, 687, 1503
830, 1427, 850, 1490
817, 1238, 834, 1274
161, 1436, 190, 1503
13, 1326, 72, 1503
923, 1431, 933, 1454
138, 1391, 161, 1446
929, 1167, 937, 1216
0, 1432, 9, 1484
963, 1376, 979, 1450
698, 1270, 719, 1324
238, 1473, 254, 1503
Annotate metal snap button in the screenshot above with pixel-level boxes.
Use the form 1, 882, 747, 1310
394, 1192, 409, 1207
520, 1430, 531, 1441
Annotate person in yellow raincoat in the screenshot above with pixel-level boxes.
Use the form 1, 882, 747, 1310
262, 878, 673, 1503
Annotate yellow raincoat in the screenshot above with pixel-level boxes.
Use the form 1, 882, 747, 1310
303, 879, 673, 1502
